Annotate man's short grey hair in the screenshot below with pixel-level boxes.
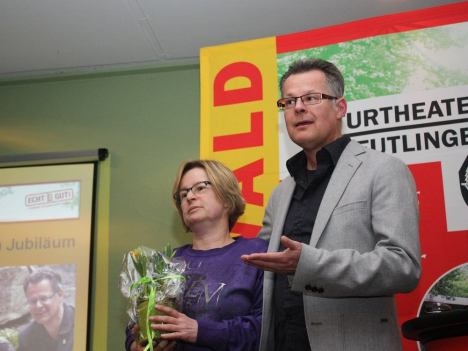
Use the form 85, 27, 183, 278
23, 269, 63, 293
279, 58, 344, 98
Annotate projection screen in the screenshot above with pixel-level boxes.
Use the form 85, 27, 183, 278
0, 149, 107, 351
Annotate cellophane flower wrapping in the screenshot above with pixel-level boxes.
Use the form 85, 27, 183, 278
119, 245, 186, 351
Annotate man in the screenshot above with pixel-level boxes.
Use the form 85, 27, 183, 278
18, 269, 74, 351
241, 58, 421, 351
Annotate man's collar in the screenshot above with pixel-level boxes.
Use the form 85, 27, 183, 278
286, 135, 351, 178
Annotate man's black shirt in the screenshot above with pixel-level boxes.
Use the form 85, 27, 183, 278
273, 135, 350, 350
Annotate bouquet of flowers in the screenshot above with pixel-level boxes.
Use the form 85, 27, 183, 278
120, 245, 186, 351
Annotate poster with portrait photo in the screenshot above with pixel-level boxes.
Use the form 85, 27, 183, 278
0, 162, 96, 351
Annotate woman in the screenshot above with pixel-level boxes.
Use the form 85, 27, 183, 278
126, 159, 267, 351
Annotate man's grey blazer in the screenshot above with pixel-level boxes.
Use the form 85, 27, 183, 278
258, 140, 421, 351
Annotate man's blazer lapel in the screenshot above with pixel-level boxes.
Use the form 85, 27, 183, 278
309, 141, 365, 247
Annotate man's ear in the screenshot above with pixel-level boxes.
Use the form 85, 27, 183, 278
336, 97, 347, 120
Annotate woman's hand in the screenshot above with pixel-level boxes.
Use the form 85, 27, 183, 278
130, 340, 176, 351
154, 340, 177, 351
150, 304, 198, 343
129, 324, 143, 351
129, 324, 176, 351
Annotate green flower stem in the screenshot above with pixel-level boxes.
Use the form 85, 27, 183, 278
144, 287, 156, 351
130, 274, 185, 351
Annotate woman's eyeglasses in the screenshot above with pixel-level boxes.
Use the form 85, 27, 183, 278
174, 181, 212, 203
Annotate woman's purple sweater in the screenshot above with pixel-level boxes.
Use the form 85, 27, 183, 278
125, 237, 267, 351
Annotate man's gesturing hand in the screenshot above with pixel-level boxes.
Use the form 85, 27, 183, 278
241, 236, 302, 274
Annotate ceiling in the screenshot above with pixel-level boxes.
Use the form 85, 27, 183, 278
0, 0, 460, 81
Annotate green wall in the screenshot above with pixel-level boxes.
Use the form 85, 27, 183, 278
0, 64, 200, 350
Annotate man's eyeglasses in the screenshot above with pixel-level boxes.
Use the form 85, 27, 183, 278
277, 92, 338, 110
174, 181, 212, 204
27, 292, 57, 306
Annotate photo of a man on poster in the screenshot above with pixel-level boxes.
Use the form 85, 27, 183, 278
0, 265, 76, 351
